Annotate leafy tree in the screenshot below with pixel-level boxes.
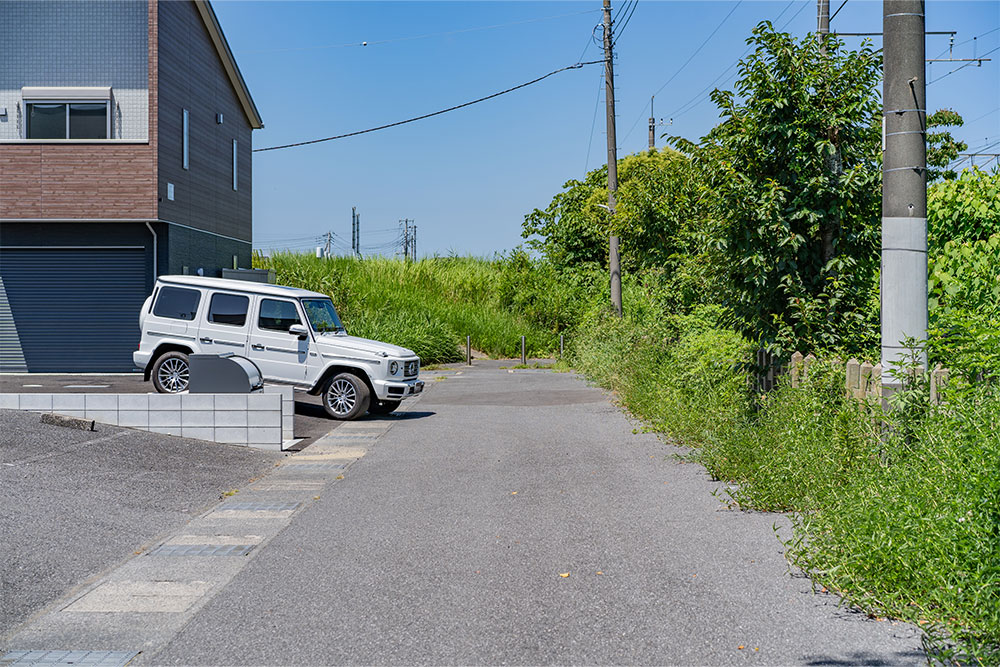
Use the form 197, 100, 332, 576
926, 108, 967, 182
927, 166, 1000, 250
521, 148, 719, 310
692, 22, 883, 357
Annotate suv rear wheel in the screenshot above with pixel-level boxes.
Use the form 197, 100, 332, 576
322, 372, 370, 420
152, 351, 190, 393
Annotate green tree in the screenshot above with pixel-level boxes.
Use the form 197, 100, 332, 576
522, 148, 721, 312
926, 108, 967, 182
694, 22, 883, 357
927, 166, 1000, 250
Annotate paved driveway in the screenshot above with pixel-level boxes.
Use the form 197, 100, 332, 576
2, 363, 923, 665
0, 409, 283, 634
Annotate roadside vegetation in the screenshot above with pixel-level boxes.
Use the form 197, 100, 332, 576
256, 22, 999, 663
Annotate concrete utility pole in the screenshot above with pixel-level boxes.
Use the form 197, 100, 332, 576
351, 207, 358, 255
817, 0, 830, 54
603, 0, 622, 317
882, 0, 928, 394
648, 96, 655, 150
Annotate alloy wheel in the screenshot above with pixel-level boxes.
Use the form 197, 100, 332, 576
158, 357, 189, 392
326, 378, 357, 416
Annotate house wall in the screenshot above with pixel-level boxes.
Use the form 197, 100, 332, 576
0, 0, 156, 220
157, 0, 252, 243
0, 0, 149, 141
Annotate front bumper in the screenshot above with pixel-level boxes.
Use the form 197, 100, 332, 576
372, 377, 424, 401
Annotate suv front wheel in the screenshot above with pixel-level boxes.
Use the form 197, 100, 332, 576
152, 351, 190, 393
322, 372, 370, 420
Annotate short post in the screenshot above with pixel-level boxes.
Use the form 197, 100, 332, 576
520, 336, 526, 365
466, 335, 472, 366
559, 334, 564, 358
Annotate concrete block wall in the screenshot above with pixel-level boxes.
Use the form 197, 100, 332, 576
0, 388, 294, 450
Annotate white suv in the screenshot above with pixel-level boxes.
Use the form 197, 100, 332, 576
134, 276, 423, 419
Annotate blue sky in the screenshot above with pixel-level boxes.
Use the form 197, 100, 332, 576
211, 1, 1000, 258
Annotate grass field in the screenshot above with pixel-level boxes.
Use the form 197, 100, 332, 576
253, 253, 567, 363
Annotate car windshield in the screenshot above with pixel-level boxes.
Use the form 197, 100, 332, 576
301, 299, 346, 333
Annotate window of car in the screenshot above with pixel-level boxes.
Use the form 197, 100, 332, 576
208, 292, 249, 326
25, 101, 109, 139
152, 286, 201, 321
258, 299, 301, 332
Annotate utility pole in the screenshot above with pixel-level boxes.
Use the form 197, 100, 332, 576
325, 231, 332, 258
351, 207, 357, 255
401, 219, 413, 261
355, 212, 361, 257
882, 0, 928, 396
648, 96, 655, 150
603, 0, 622, 317
817, 0, 830, 54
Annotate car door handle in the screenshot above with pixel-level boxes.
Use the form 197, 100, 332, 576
200, 336, 213, 344
251, 343, 265, 351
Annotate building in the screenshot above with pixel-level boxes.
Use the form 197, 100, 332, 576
0, 0, 263, 372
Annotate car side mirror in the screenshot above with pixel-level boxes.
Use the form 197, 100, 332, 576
288, 324, 309, 340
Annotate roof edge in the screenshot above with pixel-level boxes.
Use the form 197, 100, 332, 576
192, 0, 264, 129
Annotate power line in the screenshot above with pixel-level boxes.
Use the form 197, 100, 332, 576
620, 0, 745, 145
927, 45, 998, 85
241, 8, 601, 54
932, 26, 999, 59
829, 0, 849, 23
585, 72, 604, 172
613, 0, 639, 47
255, 60, 603, 153
652, 1, 743, 99
664, 1, 811, 123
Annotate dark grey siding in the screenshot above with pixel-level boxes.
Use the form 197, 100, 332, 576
156, 0, 252, 242
162, 224, 251, 276
0, 247, 148, 372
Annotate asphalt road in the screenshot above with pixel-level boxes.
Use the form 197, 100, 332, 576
0, 409, 283, 634
0, 373, 338, 448
139, 364, 923, 665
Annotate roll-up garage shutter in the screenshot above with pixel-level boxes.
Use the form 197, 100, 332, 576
0, 248, 148, 372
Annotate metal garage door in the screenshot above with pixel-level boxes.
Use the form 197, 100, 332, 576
0, 248, 148, 372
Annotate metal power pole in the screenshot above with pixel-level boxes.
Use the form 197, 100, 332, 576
648, 96, 655, 150
325, 231, 332, 258
603, 0, 622, 317
882, 0, 928, 394
351, 207, 357, 255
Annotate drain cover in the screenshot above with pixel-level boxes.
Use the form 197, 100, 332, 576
220, 502, 301, 512
148, 544, 253, 557
1, 651, 138, 666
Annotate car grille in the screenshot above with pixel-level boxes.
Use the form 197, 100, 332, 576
404, 360, 419, 378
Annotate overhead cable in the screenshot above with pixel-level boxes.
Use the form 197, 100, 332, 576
254, 60, 604, 153
613, 0, 639, 47
928, 45, 999, 85
620, 0, 747, 145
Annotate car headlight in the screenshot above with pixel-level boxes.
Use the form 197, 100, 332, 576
389, 361, 399, 375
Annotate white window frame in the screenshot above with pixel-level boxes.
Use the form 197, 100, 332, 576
23, 100, 111, 140
232, 139, 238, 191
182, 109, 189, 170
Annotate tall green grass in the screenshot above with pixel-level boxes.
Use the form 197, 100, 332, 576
253, 253, 572, 363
